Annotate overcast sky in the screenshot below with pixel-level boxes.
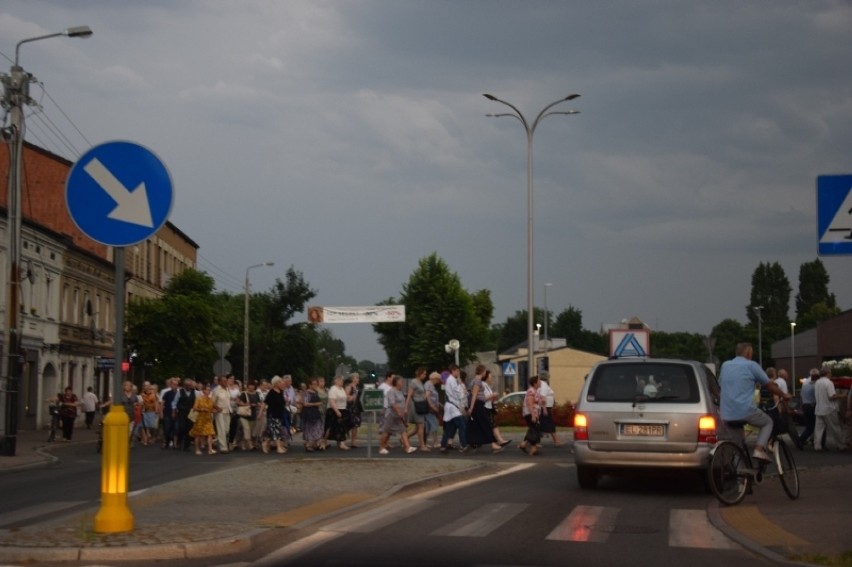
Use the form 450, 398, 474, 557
3, 1, 851, 363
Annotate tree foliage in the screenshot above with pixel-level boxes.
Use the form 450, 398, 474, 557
711, 318, 744, 366
746, 261, 791, 362
650, 331, 708, 361
126, 269, 220, 380
373, 254, 493, 375
492, 307, 547, 353
795, 258, 839, 330
550, 306, 607, 354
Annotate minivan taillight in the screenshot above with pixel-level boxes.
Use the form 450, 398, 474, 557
698, 415, 716, 444
574, 413, 589, 441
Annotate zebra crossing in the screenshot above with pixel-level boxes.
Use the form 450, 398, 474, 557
318, 497, 737, 549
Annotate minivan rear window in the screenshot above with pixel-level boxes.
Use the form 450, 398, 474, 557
586, 363, 699, 403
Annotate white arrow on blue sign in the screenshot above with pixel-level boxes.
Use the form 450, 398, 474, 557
66, 141, 174, 247
817, 175, 852, 256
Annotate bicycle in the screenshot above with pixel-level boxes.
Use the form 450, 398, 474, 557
47, 405, 60, 443
707, 403, 800, 505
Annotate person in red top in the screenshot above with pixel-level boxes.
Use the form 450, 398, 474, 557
58, 386, 79, 441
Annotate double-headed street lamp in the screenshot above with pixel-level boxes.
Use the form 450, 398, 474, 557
484, 93, 580, 381
243, 262, 274, 382
543, 282, 553, 355
790, 321, 797, 396
754, 305, 763, 368
1, 25, 93, 457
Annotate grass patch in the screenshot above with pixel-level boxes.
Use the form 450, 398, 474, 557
787, 551, 852, 567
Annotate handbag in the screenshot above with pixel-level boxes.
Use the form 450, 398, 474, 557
187, 409, 199, 422
237, 405, 252, 417
524, 422, 542, 444
414, 400, 430, 415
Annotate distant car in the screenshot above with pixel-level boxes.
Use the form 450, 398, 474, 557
572, 358, 721, 489
497, 391, 526, 408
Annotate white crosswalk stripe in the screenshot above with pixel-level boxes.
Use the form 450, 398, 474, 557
546, 505, 619, 543
321, 497, 436, 534
294, 496, 735, 555
431, 503, 529, 537
669, 509, 736, 549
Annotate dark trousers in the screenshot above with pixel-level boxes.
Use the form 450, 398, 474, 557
441, 415, 467, 449
162, 414, 176, 447
228, 411, 240, 445
798, 404, 817, 447
175, 413, 192, 449
85, 411, 96, 429
60, 416, 75, 440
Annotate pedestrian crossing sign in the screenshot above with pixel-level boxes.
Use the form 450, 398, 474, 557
609, 330, 650, 358
817, 175, 852, 256
503, 361, 518, 377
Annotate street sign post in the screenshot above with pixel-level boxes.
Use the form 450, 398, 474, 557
66, 140, 174, 535
360, 387, 385, 458
817, 175, 852, 256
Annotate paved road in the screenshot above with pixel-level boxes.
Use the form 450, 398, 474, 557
254, 462, 778, 567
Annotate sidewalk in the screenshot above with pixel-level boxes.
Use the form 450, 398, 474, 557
1, 428, 850, 565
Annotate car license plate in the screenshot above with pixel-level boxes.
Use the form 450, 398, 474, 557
622, 424, 664, 436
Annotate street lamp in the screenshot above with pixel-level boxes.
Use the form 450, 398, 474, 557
543, 282, 552, 353
484, 93, 580, 380
1, 25, 93, 457
243, 262, 274, 382
754, 305, 763, 368
790, 321, 796, 396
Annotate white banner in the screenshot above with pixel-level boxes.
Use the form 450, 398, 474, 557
307, 305, 405, 324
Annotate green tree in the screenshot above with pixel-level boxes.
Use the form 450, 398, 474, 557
126, 269, 220, 381
650, 331, 708, 361
550, 306, 607, 354
373, 254, 493, 375
253, 267, 318, 382
747, 261, 791, 359
711, 318, 744, 365
492, 307, 547, 354
795, 258, 840, 330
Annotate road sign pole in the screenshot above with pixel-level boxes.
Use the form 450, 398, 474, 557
113, 247, 125, 400
94, 245, 134, 533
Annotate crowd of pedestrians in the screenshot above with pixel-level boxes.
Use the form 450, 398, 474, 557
65, 365, 564, 457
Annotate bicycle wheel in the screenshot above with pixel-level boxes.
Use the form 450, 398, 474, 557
776, 439, 800, 500
707, 441, 749, 505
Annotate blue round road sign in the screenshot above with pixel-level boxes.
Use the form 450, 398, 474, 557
66, 141, 174, 247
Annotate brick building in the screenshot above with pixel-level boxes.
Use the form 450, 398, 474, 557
1, 142, 198, 430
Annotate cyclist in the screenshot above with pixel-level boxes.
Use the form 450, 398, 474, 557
719, 342, 792, 461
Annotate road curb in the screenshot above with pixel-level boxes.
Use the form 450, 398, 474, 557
0, 458, 496, 563
706, 499, 811, 566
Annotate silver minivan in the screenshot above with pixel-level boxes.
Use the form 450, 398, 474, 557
572, 358, 720, 488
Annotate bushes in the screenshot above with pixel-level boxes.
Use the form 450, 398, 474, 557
494, 401, 575, 428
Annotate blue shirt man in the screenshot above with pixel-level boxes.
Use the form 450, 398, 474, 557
719, 342, 790, 461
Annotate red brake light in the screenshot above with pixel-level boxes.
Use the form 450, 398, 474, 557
574, 413, 588, 441
698, 415, 716, 444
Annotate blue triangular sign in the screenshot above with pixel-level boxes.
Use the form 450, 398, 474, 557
614, 333, 646, 357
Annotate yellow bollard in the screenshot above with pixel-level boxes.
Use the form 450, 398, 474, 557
93, 405, 134, 533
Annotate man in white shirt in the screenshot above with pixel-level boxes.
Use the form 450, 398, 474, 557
814, 366, 846, 451
82, 387, 99, 429
440, 365, 468, 453
211, 376, 232, 453
378, 371, 394, 409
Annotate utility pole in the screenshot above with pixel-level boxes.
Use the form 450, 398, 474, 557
1, 26, 92, 456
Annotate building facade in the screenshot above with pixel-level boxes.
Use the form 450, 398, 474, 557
1, 142, 198, 431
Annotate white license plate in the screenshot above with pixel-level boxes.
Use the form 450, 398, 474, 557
622, 424, 665, 436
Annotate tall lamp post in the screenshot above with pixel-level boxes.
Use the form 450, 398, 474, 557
243, 262, 274, 382
543, 282, 553, 354
1, 25, 93, 457
790, 321, 796, 396
484, 93, 580, 380
754, 305, 763, 368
